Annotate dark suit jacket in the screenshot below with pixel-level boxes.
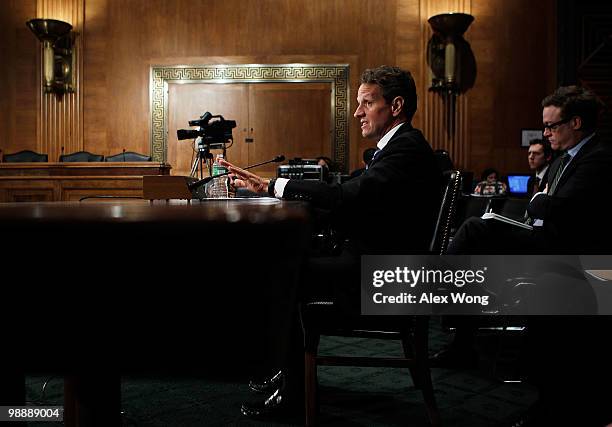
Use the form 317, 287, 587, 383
527, 135, 612, 252
527, 165, 550, 195
281, 122, 442, 254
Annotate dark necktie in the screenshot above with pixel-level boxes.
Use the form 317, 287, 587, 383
548, 152, 572, 196
366, 149, 382, 169
524, 152, 571, 225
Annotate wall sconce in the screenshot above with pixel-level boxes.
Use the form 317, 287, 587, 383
26, 19, 76, 94
427, 13, 476, 136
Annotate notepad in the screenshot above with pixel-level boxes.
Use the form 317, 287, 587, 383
481, 212, 534, 230
584, 270, 612, 282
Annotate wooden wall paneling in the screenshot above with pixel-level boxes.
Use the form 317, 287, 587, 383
82, 0, 394, 172
152, 64, 349, 175
4, 0, 560, 177
167, 83, 249, 178
0, 0, 38, 156
395, 0, 424, 131
0, 4, 6, 154
468, 0, 556, 178
105, 0, 149, 157
248, 83, 332, 176
82, 0, 109, 155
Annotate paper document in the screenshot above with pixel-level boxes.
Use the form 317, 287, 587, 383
584, 270, 612, 282
481, 212, 533, 230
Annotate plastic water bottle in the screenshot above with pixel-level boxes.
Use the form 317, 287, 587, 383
206, 154, 229, 198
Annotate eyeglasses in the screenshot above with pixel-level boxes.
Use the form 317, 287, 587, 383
543, 117, 571, 132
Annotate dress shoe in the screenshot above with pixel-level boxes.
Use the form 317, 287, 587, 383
508, 401, 549, 427
429, 346, 478, 369
241, 386, 303, 419
248, 369, 284, 394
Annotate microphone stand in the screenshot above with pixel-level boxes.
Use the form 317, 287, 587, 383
188, 155, 285, 191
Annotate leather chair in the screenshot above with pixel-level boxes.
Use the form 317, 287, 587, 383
302, 170, 462, 426
3, 150, 48, 162
105, 151, 152, 162
434, 149, 454, 173
59, 151, 104, 162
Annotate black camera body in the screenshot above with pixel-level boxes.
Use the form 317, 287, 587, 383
177, 112, 236, 145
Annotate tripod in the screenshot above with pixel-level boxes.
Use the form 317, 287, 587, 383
190, 137, 213, 179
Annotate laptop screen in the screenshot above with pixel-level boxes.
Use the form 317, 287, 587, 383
506, 174, 531, 195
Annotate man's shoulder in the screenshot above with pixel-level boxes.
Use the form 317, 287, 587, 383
388, 124, 431, 150
392, 122, 424, 139
575, 135, 612, 165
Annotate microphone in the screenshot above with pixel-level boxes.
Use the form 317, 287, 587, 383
188, 155, 285, 191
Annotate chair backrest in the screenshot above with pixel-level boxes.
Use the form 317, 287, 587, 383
429, 170, 462, 255
434, 149, 454, 172
105, 151, 152, 162
3, 150, 48, 162
59, 151, 104, 162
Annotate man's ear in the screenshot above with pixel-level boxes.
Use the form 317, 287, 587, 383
571, 116, 583, 130
391, 96, 404, 117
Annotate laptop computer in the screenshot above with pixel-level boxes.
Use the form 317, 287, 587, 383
506, 174, 532, 197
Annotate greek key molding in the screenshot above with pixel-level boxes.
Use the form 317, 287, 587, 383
150, 64, 350, 169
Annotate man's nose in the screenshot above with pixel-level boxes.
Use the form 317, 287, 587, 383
354, 106, 363, 118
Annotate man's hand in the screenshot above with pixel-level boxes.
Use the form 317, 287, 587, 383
218, 158, 270, 194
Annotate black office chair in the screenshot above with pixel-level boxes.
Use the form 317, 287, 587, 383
105, 151, 152, 162
433, 149, 454, 173
59, 151, 104, 162
302, 170, 462, 426
3, 150, 48, 162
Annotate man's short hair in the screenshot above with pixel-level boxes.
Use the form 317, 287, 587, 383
362, 147, 377, 164
529, 138, 552, 159
541, 86, 603, 132
360, 65, 417, 121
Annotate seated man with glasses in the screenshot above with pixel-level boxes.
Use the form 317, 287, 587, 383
447, 85, 611, 254
434, 86, 612, 426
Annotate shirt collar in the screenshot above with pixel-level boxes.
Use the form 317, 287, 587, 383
567, 132, 595, 158
376, 121, 406, 151
536, 164, 549, 181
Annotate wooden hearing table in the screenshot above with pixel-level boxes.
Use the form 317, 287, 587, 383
0, 198, 310, 427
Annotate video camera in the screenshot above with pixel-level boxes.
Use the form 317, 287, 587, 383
176, 112, 236, 145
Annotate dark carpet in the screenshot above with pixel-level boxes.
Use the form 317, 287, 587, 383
25, 320, 536, 426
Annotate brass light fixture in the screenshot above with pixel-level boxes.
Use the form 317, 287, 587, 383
427, 13, 476, 136
26, 18, 75, 94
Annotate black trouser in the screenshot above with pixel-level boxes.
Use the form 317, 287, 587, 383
258, 249, 360, 394
447, 217, 612, 424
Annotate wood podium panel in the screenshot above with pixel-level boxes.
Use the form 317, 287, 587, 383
0, 162, 171, 177
0, 162, 171, 202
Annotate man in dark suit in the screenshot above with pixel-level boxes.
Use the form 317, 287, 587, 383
448, 86, 612, 254
348, 146, 377, 179
443, 86, 612, 426
221, 65, 442, 418
526, 138, 552, 195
